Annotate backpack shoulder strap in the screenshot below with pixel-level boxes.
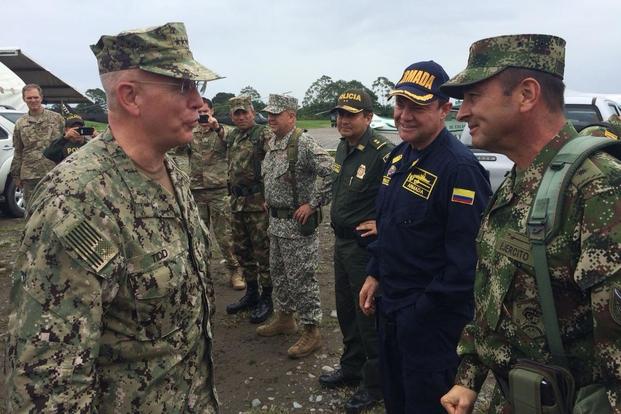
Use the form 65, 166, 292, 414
287, 128, 304, 207
527, 136, 621, 367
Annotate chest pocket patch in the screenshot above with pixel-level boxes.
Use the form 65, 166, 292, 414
402, 166, 437, 199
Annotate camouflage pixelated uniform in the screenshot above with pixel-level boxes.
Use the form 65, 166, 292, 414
173, 124, 240, 274
262, 128, 333, 325
6, 130, 218, 413
10, 109, 64, 206
227, 124, 274, 287
455, 123, 621, 413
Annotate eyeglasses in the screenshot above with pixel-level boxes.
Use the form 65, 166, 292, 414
130, 79, 207, 95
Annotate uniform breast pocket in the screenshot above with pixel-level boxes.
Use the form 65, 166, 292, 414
347, 175, 369, 193
128, 250, 193, 341
394, 200, 428, 227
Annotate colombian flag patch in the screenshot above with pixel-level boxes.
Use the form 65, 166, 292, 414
451, 188, 475, 205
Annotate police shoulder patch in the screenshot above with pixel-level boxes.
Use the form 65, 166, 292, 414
55, 216, 119, 274
610, 287, 621, 326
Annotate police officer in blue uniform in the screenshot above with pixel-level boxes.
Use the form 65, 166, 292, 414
359, 61, 492, 414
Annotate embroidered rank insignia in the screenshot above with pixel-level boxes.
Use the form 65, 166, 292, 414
356, 164, 366, 179
62, 220, 118, 273
451, 188, 475, 205
333, 163, 341, 173
402, 167, 437, 199
610, 287, 621, 326
391, 154, 403, 164
382, 176, 391, 185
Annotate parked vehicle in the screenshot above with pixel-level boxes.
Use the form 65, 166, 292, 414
370, 114, 396, 131
564, 95, 621, 131
0, 106, 26, 217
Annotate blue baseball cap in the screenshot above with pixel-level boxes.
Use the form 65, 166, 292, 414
389, 61, 449, 105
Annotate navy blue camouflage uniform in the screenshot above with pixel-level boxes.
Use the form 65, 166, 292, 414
367, 127, 491, 413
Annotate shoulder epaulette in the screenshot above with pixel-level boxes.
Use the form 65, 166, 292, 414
369, 136, 388, 151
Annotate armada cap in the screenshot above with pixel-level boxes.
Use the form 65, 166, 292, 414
389, 60, 449, 105
440, 34, 566, 99
331, 89, 373, 114
263, 94, 298, 114
91, 22, 222, 81
229, 95, 253, 113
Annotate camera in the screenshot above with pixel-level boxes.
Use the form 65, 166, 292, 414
198, 114, 211, 123
76, 126, 95, 136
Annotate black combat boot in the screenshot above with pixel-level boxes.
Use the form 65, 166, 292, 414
226, 280, 259, 314
249, 285, 273, 324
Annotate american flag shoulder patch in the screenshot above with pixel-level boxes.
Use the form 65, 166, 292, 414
451, 188, 475, 205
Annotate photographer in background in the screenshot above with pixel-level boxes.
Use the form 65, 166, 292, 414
44, 114, 96, 164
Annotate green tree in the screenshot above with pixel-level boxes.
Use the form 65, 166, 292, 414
239, 86, 261, 102
85, 88, 107, 111
212, 92, 235, 105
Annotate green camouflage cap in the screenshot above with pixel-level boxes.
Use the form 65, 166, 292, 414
263, 94, 298, 114
440, 34, 566, 98
90, 22, 222, 81
229, 95, 253, 113
331, 89, 373, 114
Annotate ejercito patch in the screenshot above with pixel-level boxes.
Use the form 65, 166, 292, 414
610, 287, 621, 326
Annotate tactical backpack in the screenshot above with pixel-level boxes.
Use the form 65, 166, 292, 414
509, 136, 621, 414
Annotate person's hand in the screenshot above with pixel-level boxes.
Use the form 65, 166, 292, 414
207, 115, 220, 131
359, 276, 379, 316
262, 202, 269, 213
440, 385, 477, 414
293, 203, 314, 225
64, 127, 81, 141
355, 220, 377, 237
91, 129, 99, 137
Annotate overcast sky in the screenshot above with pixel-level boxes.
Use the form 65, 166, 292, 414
3, 0, 621, 103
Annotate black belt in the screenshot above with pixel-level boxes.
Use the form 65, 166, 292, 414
230, 183, 262, 197
270, 208, 294, 219
331, 223, 358, 239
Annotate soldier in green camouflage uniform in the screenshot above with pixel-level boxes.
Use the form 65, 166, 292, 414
6, 22, 223, 413
10, 83, 64, 210
257, 94, 333, 359
173, 97, 245, 290
440, 34, 621, 414
224, 95, 275, 324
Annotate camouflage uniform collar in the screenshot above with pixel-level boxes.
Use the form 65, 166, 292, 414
26, 108, 50, 121
269, 127, 295, 150
512, 121, 577, 191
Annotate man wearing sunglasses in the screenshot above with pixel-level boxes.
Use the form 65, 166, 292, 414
6, 22, 222, 413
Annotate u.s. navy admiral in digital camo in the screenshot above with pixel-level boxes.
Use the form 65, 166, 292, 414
6, 22, 223, 413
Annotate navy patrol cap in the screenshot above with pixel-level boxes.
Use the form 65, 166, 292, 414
389, 61, 449, 105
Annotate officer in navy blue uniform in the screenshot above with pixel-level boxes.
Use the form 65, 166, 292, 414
359, 61, 492, 414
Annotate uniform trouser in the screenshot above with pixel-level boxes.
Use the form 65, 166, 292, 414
21, 178, 40, 213
231, 210, 271, 287
333, 237, 381, 396
377, 300, 469, 414
270, 233, 322, 325
192, 188, 240, 273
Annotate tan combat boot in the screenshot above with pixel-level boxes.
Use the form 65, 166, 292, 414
229, 268, 246, 290
256, 312, 297, 337
287, 324, 321, 359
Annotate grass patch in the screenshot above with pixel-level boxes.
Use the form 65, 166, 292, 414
85, 120, 108, 132
296, 119, 330, 129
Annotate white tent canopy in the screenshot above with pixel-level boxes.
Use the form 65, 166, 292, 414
0, 61, 26, 111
